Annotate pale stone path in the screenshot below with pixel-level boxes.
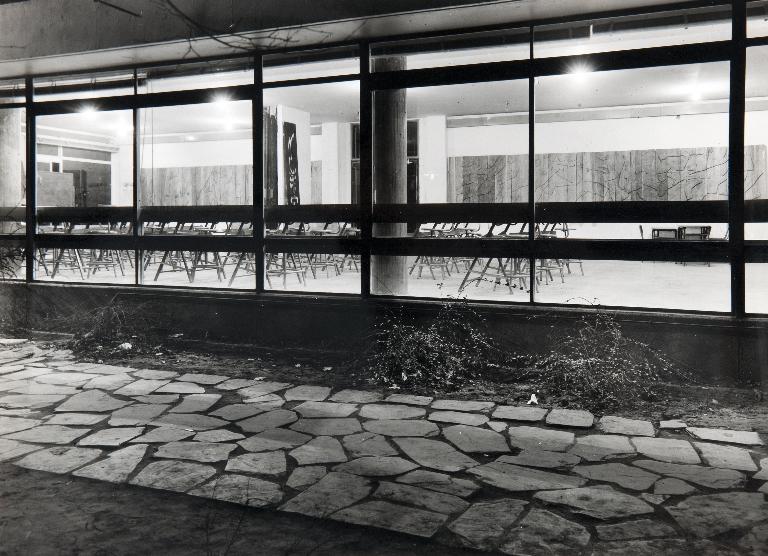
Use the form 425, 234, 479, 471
1, 340, 767, 555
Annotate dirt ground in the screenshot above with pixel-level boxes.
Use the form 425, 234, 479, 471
73, 335, 768, 434
0, 463, 477, 556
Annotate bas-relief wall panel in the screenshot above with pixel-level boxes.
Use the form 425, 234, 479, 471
447, 145, 767, 203
140, 165, 253, 206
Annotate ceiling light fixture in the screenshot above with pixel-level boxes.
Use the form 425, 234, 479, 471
568, 62, 592, 82
185, 135, 196, 141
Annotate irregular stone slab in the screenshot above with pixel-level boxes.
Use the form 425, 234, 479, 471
79, 427, 144, 447
363, 419, 439, 437
492, 406, 547, 422
666, 492, 768, 538
237, 410, 298, 433
176, 373, 228, 385
359, 404, 424, 420
113, 380, 170, 397
448, 499, 528, 551
384, 394, 433, 406
632, 437, 701, 464
375, 481, 468, 514
330, 389, 383, 404
73, 444, 148, 483
431, 399, 494, 412
5, 424, 89, 444
754, 457, 768, 480
0, 416, 41, 435
546, 408, 594, 428
129, 460, 216, 493
573, 463, 660, 491
332, 500, 447, 539
0, 394, 67, 409
396, 469, 479, 498
568, 434, 636, 461
654, 477, 697, 495
290, 418, 362, 436
83, 374, 133, 391
497, 450, 580, 469
687, 427, 764, 446
130, 427, 195, 443
0, 339, 27, 346
55, 390, 132, 413
0, 438, 42, 462
443, 425, 509, 453
155, 382, 205, 394
226, 451, 286, 476
500, 509, 590, 556
508, 426, 574, 452
596, 519, 677, 541
290, 436, 347, 465
591, 538, 734, 556
286, 465, 327, 490
429, 411, 488, 426
15, 446, 102, 474
738, 522, 768, 555
215, 378, 259, 391
238, 382, 291, 397
660, 419, 687, 430
8, 383, 78, 396
133, 369, 179, 380
169, 394, 221, 414
239, 428, 312, 452
83, 364, 136, 376
155, 441, 237, 463
240, 393, 285, 410
535, 486, 654, 520
3, 368, 52, 381
35, 372, 93, 386
0, 380, 30, 393
693, 442, 758, 471
192, 429, 244, 443
395, 438, 478, 472
293, 401, 357, 418
109, 404, 168, 426
189, 474, 283, 507
488, 421, 507, 432
334, 456, 419, 477
342, 432, 397, 457
284, 385, 331, 401
209, 403, 266, 421
132, 394, 179, 404
599, 416, 655, 437
633, 459, 745, 489
469, 462, 585, 492
279, 472, 372, 518
150, 413, 228, 431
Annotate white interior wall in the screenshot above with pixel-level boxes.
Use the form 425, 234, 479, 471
110, 141, 133, 206
418, 116, 448, 203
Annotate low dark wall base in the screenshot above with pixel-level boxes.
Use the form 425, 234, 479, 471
1, 282, 766, 386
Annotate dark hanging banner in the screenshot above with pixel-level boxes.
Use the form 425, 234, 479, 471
263, 107, 278, 208
283, 121, 300, 205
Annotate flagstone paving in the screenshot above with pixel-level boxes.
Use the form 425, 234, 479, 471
0, 339, 766, 555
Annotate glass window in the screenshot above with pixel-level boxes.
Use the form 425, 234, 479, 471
34, 71, 135, 101
748, 0, 768, 38
371, 28, 529, 71
263, 47, 358, 83
138, 59, 253, 94
0, 244, 24, 280
265, 251, 359, 294
139, 100, 253, 236
141, 250, 254, 290
534, 62, 730, 241
36, 109, 133, 235
745, 46, 768, 240
533, 259, 730, 312
535, 6, 731, 58
35, 248, 135, 285
0, 108, 26, 235
0, 79, 25, 105
746, 262, 768, 313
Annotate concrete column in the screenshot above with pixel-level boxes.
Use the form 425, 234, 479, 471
0, 109, 22, 234
372, 56, 408, 295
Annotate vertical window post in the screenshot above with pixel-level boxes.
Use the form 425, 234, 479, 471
24, 77, 34, 283
729, 0, 746, 318
254, 55, 265, 293
528, 26, 536, 304
133, 69, 141, 285
360, 42, 372, 297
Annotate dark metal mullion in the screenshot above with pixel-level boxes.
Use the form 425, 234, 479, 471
132, 70, 141, 286
359, 41, 373, 297
254, 56, 265, 293
729, 0, 747, 318
528, 26, 536, 304
24, 78, 35, 282
263, 73, 359, 89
